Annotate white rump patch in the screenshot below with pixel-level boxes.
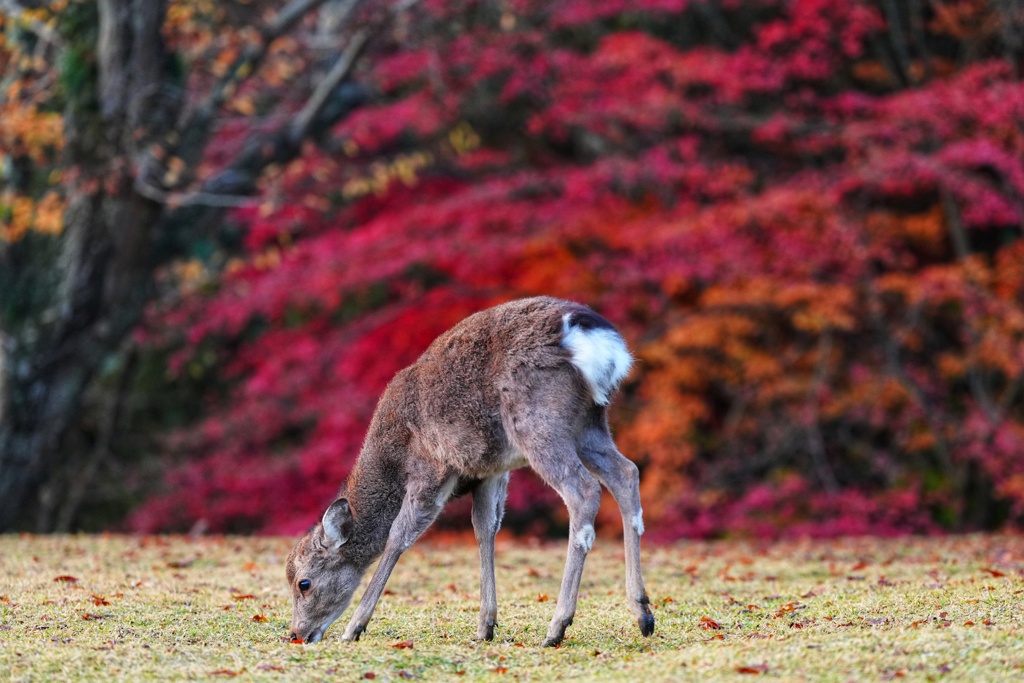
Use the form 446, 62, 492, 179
561, 314, 632, 405
632, 509, 645, 536
575, 524, 596, 552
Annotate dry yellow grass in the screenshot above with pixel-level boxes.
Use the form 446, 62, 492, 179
3, 534, 1024, 681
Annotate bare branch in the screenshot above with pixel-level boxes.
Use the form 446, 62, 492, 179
943, 191, 1000, 422
289, 30, 368, 143
908, 0, 933, 81
265, 0, 336, 39
133, 176, 258, 208
853, 205, 960, 489
942, 191, 972, 260
178, 0, 358, 136
805, 330, 839, 493
881, 0, 914, 85
143, 0, 417, 212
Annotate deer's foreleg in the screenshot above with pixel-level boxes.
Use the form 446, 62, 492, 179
471, 473, 509, 641
341, 473, 455, 642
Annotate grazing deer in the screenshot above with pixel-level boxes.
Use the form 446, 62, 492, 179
286, 296, 654, 646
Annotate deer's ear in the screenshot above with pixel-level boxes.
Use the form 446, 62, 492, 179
321, 498, 353, 549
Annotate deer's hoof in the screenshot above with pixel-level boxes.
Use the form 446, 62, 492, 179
638, 610, 655, 637
541, 617, 572, 647
341, 625, 364, 642
541, 635, 563, 648
476, 621, 495, 641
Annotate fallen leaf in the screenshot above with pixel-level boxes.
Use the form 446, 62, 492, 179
209, 669, 245, 677
362, 674, 376, 680
290, 638, 304, 645
397, 672, 418, 680
242, 562, 259, 572
257, 664, 283, 672
493, 667, 508, 674
252, 614, 268, 622
392, 640, 414, 649
53, 576, 78, 583
982, 568, 1006, 578
232, 594, 255, 601
700, 616, 721, 630
81, 613, 108, 621
537, 594, 549, 602
775, 602, 798, 615
737, 663, 768, 674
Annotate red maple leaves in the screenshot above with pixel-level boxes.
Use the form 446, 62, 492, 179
132, 1, 1024, 539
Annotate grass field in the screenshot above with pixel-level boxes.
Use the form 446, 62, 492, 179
3, 533, 1024, 681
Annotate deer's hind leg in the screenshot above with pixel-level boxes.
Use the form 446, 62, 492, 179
472, 473, 509, 641
515, 428, 602, 647
578, 415, 655, 638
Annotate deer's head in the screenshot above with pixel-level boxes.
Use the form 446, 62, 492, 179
286, 499, 362, 643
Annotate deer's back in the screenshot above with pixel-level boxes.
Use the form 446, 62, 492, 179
373, 297, 598, 478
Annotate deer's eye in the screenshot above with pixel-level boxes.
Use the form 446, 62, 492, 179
298, 579, 311, 593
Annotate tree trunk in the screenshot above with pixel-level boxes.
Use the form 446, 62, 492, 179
0, 0, 171, 530
0, 0, 367, 530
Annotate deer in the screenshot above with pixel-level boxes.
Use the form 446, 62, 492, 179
286, 296, 654, 647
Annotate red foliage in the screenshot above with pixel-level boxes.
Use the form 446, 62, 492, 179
133, 1, 1024, 539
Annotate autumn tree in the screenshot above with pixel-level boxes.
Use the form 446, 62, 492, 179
5, 0, 1024, 539
127, 0, 1024, 539
0, 0, 381, 531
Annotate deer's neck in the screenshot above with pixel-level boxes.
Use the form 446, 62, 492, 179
343, 443, 408, 568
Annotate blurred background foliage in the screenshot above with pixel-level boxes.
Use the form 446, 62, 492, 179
2, 0, 1024, 539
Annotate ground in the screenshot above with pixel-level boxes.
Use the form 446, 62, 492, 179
2, 534, 1024, 681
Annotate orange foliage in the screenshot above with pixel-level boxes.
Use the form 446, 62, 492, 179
126, 0, 1024, 538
